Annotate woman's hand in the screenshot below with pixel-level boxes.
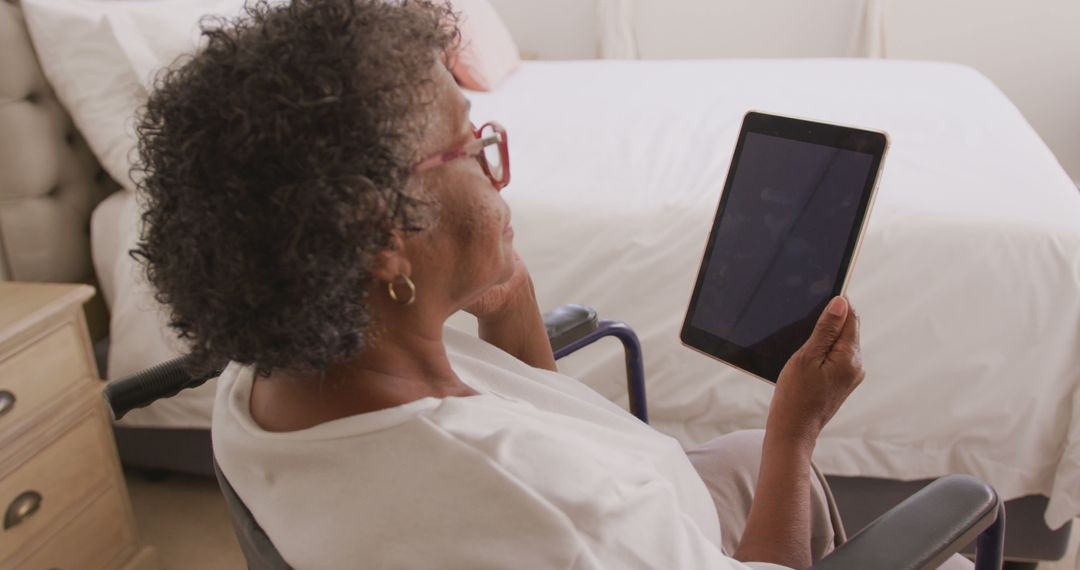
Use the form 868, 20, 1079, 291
735, 297, 864, 569
768, 296, 865, 445
464, 249, 532, 319
464, 250, 557, 371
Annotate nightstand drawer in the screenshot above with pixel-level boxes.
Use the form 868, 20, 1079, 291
0, 413, 111, 562
18, 486, 135, 570
0, 323, 92, 432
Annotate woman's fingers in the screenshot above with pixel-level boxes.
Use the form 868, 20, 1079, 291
836, 303, 859, 351
805, 297, 850, 363
770, 298, 866, 440
829, 304, 865, 390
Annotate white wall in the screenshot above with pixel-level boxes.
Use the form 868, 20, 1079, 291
881, 0, 1080, 182
487, 0, 598, 60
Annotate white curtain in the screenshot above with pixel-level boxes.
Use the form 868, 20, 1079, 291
596, 0, 638, 59
624, 0, 872, 59
853, 0, 887, 58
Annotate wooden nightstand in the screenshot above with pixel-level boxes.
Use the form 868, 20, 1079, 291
0, 282, 157, 570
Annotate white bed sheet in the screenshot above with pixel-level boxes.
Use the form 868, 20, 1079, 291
94, 59, 1080, 528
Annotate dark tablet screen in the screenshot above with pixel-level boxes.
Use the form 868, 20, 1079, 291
681, 112, 887, 382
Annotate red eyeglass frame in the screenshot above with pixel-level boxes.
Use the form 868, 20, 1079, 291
413, 121, 510, 190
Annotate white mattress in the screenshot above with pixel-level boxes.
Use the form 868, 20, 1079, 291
93, 59, 1080, 528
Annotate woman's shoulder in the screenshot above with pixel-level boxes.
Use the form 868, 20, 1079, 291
212, 366, 733, 569
215, 392, 595, 568
425, 396, 675, 499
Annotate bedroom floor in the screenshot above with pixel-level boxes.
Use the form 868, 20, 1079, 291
125, 471, 244, 570
125, 471, 1080, 570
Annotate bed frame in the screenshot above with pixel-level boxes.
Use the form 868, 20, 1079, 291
0, 0, 1068, 565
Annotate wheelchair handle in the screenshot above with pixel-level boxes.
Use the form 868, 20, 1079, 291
104, 356, 219, 420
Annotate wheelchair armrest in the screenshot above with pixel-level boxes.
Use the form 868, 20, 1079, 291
543, 304, 599, 352
811, 474, 1002, 570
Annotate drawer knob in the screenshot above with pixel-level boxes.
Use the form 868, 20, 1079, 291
0, 390, 14, 418
4, 490, 42, 530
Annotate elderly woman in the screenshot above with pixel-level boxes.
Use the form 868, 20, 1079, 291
132, 1, 882, 568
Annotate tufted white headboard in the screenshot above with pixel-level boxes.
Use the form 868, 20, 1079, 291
0, 0, 118, 332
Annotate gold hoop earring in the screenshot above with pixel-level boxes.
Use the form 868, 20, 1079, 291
387, 275, 416, 306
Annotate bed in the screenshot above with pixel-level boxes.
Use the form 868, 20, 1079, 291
6, 0, 1080, 562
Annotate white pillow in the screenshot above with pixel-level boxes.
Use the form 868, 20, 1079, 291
448, 0, 521, 91
21, 0, 245, 191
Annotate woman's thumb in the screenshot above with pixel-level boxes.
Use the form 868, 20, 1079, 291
807, 297, 849, 354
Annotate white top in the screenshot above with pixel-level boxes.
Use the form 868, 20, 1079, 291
213, 326, 790, 569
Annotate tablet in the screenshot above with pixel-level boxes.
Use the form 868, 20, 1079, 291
681, 111, 888, 383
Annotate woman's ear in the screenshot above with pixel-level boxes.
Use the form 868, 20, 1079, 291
371, 232, 411, 283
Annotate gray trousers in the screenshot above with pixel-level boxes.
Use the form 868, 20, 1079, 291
687, 429, 973, 569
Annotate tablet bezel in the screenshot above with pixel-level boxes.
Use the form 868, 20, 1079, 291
680, 111, 889, 383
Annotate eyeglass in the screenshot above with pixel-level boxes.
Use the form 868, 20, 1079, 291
413, 121, 510, 190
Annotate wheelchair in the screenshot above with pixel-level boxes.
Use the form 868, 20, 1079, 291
104, 305, 1005, 570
